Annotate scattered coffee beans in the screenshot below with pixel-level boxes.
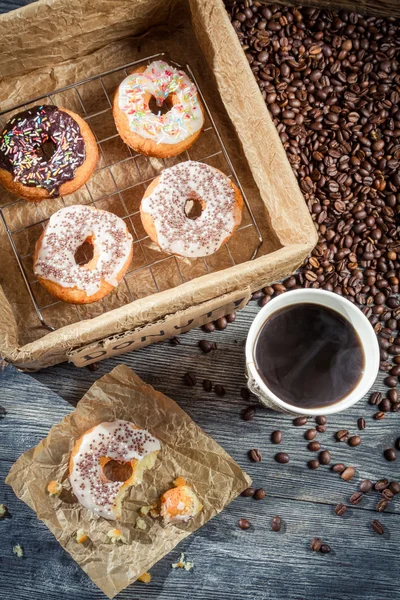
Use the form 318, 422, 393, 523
336, 430, 350, 442
238, 518, 251, 530
271, 516, 282, 532
202, 379, 212, 392
199, 340, 217, 353
320, 544, 331, 554
249, 448, 262, 462
375, 479, 389, 491
348, 436, 361, 447
240, 387, 250, 401
275, 452, 290, 464
201, 322, 216, 333
308, 441, 321, 452
310, 538, 322, 552
357, 418, 366, 430
359, 480, 373, 493
242, 406, 256, 421
293, 416, 308, 426
316, 416, 327, 426
334, 503, 347, 516
254, 488, 266, 500
384, 448, 397, 461
271, 430, 282, 444
371, 520, 384, 535
389, 481, 400, 494
305, 429, 318, 440
308, 459, 320, 470
341, 467, 355, 481
332, 463, 346, 473
319, 450, 331, 465
376, 499, 389, 512
241, 487, 256, 498
214, 384, 226, 397
350, 492, 363, 505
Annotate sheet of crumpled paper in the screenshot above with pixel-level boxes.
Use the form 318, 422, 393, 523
6, 364, 251, 598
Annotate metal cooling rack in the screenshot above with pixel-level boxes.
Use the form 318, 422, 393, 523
0, 52, 263, 332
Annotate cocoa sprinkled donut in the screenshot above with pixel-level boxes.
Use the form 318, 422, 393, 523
33, 205, 133, 304
0, 105, 98, 202
113, 60, 204, 158
140, 161, 243, 257
69, 420, 161, 520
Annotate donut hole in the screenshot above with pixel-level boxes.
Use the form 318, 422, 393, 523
102, 459, 133, 483
184, 197, 205, 220
74, 239, 94, 265
148, 94, 174, 116
37, 138, 57, 162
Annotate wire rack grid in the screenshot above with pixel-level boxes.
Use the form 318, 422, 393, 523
0, 52, 263, 332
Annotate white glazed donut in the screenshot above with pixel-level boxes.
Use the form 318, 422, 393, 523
33, 205, 133, 304
113, 60, 205, 158
69, 420, 161, 520
140, 160, 243, 258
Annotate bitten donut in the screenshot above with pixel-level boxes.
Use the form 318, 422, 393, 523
33, 205, 133, 304
69, 420, 161, 520
140, 161, 243, 257
113, 60, 204, 158
0, 105, 98, 202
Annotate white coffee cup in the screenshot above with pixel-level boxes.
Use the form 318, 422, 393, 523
245, 289, 380, 416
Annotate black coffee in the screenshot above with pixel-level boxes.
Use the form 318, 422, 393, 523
254, 303, 365, 409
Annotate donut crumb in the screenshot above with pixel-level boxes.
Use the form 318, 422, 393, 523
0, 504, 8, 518
138, 572, 152, 584
172, 552, 194, 571
47, 480, 62, 497
107, 528, 128, 544
76, 529, 88, 544
13, 544, 24, 558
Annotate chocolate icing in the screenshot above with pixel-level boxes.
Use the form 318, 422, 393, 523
0, 105, 85, 197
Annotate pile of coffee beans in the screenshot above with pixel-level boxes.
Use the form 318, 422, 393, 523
224, 1, 400, 395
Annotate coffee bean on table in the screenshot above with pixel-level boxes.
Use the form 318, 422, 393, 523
271, 430, 282, 444
308, 459, 320, 470
183, 372, 197, 386
376, 499, 389, 512
341, 467, 355, 481
199, 340, 217, 353
305, 429, 318, 440
202, 322, 216, 333
389, 481, 400, 494
388, 390, 399, 404
320, 544, 331, 554
319, 450, 331, 465
202, 379, 212, 392
249, 448, 262, 462
216, 317, 228, 330
226, 312, 236, 323
214, 384, 225, 397
359, 480, 373, 493
336, 430, 350, 442
240, 387, 250, 401
350, 492, 363, 505
310, 538, 322, 552
242, 406, 256, 421
293, 416, 308, 426
369, 392, 382, 406
334, 503, 347, 516
275, 452, 290, 464
380, 398, 391, 412
384, 448, 397, 461
238, 518, 251, 530
396, 439, 400, 451
332, 463, 346, 473
374, 412, 385, 420
375, 479, 389, 491
316, 416, 327, 426
308, 441, 321, 452
357, 418, 366, 430
382, 489, 394, 501
384, 376, 397, 388
87, 362, 100, 371
371, 520, 384, 535
271, 516, 282, 532
348, 436, 361, 447
254, 488, 266, 500
241, 487, 256, 498
316, 425, 326, 433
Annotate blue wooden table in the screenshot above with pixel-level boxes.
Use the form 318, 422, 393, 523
0, 2, 399, 600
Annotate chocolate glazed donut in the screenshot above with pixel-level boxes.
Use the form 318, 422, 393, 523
0, 105, 98, 202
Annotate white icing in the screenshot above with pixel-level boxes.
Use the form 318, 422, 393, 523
141, 161, 238, 257
118, 60, 204, 145
69, 420, 161, 520
34, 205, 133, 296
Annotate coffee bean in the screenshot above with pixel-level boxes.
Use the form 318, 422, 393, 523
397, 438, 400, 451
316, 425, 327, 433
315, 416, 327, 425
254, 488, 266, 500
308, 441, 321, 452
238, 518, 251, 530
388, 389, 399, 403
348, 436, 361, 447
201, 322, 216, 333
271, 516, 282, 532
87, 362, 100, 371
319, 450, 331, 465
382, 488, 394, 501
375, 479, 389, 491
0, 406, 7, 419
214, 384, 225, 397
350, 491, 363, 505
199, 340, 217, 353
308, 459, 320, 470
357, 417, 366, 430
242, 406, 256, 421
202, 379, 212, 392
376, 499, 389, 512
216, 317, 228, 330
384, 376, 397, 388
369, 392, 382, 405
310, 538, 322, 552
240, 387, 250, 401
183, 372, 197, 386
380, 398, 392, 412
384, 448, 397, 461
341, 467, 355, 481
305, 429, 318, 440
374, 412, 385, 420
336, 429, 350, 442
332, 463, 346, 473
241, 487, 256, 497
359, 480, 373, 493
334, 503, 347, 516
320, 544, 331, 554
275, 452, 290, 464
248, 448, 262, 462
293, 416, 308, 426
226, 312, 236, 323
271, 430, 282, 444
371, 520, 384, 535
389, 481, 400, 494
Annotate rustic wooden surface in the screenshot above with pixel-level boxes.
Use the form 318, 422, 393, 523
0, 1, 399, 600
